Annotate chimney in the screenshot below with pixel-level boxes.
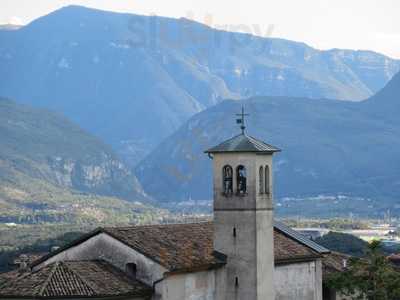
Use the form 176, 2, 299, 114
15, 254, 29, 271
342, 259, 348, 269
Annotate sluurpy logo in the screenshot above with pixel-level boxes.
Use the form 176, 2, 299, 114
125, 11, 275, 58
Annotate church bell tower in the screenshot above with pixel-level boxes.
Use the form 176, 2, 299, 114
205, 107, 280, 300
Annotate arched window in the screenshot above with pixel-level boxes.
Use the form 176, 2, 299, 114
222, 165, 233, 195
259, 166, 264, 194
265, 165, 270, 195
236, 165, 247, 194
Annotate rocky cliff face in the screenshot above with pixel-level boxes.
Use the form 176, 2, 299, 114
0, 5, 398, 165
0, 98, 148, 202
46, 155, 146, 198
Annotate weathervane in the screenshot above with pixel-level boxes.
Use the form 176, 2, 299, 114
236, 106, 249, 134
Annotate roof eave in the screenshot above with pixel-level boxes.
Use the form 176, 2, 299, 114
204, 149, 281, 154
165, 261, 226, 276
275, 255, 322, 266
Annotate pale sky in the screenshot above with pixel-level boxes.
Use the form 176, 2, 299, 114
1, 0, 400, 59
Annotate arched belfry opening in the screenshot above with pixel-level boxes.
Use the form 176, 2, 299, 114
265, 165, 270, 195
236, 165, 247, 195
259, 166, 264, 194
222, 165, 233, 195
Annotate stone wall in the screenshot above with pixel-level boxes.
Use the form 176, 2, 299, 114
155, 270, 216, 300
275, 260, 323, 300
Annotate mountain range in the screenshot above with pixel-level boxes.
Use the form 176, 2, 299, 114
136, 72, 400, 204
0, 6, 399, 165
0, 97, 161, 224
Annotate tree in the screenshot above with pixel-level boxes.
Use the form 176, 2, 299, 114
316, 231, 368, 257
326, 240, 400, 300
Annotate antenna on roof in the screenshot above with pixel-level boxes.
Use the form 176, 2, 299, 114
236, 105, 249, 134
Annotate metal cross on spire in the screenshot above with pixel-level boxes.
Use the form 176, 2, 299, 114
236, 106, 249, 134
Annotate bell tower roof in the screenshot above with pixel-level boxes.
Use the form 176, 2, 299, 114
204, 133, 281, 154
205, 105, 281, 154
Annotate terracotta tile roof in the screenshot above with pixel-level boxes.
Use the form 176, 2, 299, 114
0, 270, 20, 287
103, 222, 321, 270
0, 260, 152, 298
274, 229, 321, 264
31, 222, 323, 274
321, 251, 350, 279
103, 222, 224, 273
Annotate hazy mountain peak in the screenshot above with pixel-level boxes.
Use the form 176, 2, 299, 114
0, 6, 399, 165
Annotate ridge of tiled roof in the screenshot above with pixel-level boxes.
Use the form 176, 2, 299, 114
0, 260, 152, 298
205, 133, 281, 154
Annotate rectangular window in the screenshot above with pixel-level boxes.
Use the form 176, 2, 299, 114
126, 263, 137, 279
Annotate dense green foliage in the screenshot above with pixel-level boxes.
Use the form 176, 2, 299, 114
0, 230, 83, 273
0, 168, 164, 226
316, 232, 368, 257
326, 241, 400, 300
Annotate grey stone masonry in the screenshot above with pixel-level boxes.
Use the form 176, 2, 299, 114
211, 151, 276, 300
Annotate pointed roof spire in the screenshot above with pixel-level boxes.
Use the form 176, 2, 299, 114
205, 105, 281, 154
